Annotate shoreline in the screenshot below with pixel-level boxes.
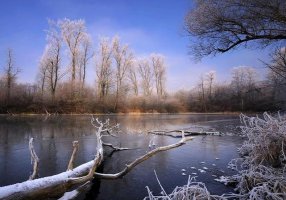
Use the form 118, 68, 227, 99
0, 111, 258, 116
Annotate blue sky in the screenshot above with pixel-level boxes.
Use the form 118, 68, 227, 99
0, 0, 270, 91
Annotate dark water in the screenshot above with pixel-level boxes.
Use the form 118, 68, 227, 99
0, 114, 244, 199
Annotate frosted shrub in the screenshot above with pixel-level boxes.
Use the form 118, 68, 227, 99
144, 174, 226, 200
239, 112, 286, 167
228, 113, 286, 199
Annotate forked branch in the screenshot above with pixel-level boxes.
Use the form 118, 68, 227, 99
95, 131, 193, 179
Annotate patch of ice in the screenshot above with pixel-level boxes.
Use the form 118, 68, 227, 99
214, 176, 230, 185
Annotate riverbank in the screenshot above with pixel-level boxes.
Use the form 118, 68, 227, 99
0, 111, 256, 116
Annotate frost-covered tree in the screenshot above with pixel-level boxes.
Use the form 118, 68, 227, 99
205, 70, 216, 99
231, 66, 257, 110
3, 48, 20, 102
38, 20, 64, 101
128, 61, 139, 96
59, 18, 87, 85
95, 38, 113, 101
138, 58, 153, 96
78, 33, 93, 90
266, 47, 286, 80
112, 36, 133, 110
198, 75, 207, 112
185, 0, 286, 59
151, 54, 166, 98
231, 66, 256, 96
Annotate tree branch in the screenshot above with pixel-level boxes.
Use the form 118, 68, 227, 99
102, 142, 131, 151
94, 131, 193, 179
67, 141, 79, 171
29, 138, 39, 180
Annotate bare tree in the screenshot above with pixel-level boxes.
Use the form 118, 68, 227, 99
96, 38, 113, 101
59, 18, 86, 87
128, 62, 139, 96
112, 36, 134, 110
151, 54, 166, 98
198, 75, 207, 112
138, 58, 153, 96
267, 70, 285, 103
231, 66, 257, 110
3, 48, 20, 102
185, 0, 286, 59
265, 47, 286, 80
78, 33, 93, 91
39, 21, 64, 102
205, 70, 216, 99
38, 57, 48, 101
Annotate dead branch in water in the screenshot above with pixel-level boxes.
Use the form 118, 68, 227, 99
67, 141, 79, 171
0, 118, 193, 200
148, 129, 222, 138
95, 131, 193, 179
44, 108, 51, 116
28, 138, 39, 180
102, 142, 131, 151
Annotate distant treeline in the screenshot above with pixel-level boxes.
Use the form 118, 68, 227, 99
0, 65, 285, 114
0, 18, 285, 114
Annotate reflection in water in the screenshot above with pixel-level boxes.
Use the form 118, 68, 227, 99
0, 114, 243, 199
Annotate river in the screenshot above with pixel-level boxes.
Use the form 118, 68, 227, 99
0, 114, 244, 199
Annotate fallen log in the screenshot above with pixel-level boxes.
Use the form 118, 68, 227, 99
148, 129, 222, 138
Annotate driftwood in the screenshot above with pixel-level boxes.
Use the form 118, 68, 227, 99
0, 118, 193, 200
102, 142, 131, 151
67, 141, 79, 171
44, 108, 51, 116
28, 138, 39, 180
148, 129, 222, 138
6, 110, 15, 116
58, 181, 92, 200
95, 131, 193, 179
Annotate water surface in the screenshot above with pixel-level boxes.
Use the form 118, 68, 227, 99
0, 114, 244, 199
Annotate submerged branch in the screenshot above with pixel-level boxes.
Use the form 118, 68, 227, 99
67, 141, 79, 171
95, 131, 193, 179
102, 142, 131, 151
29, 138, 39, 180
148, 129, 222, 138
